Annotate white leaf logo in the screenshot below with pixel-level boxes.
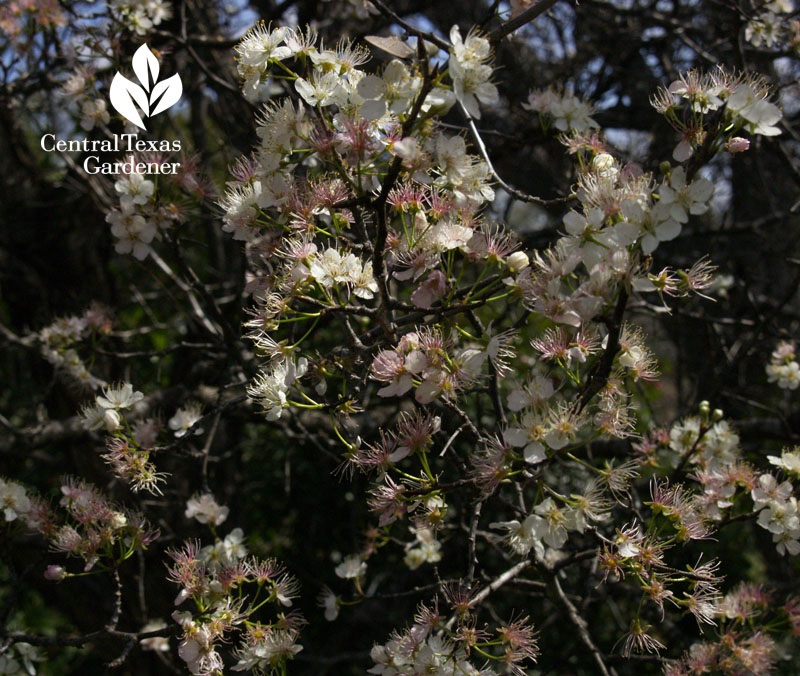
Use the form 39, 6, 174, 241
109, 44, 182, 130
132, 43, 160, 91
150, 74, 182, 117
110, 74, 149, 129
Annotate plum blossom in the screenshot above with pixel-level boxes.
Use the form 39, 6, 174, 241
115, 170, 155, 208
448, 26, 498, 119
169, 402, 203, 437
248, 357, 308, 420
768, 448, 800, 477
335, 554, 366, 579
106, 208, 157, 260
745, 12, 782, 48
0, 478, 31, 522
766, 341, 800, 390
523, 87, 598, 132
96, 382, 144, 410
505, 412, 547, 464
80, 99, 110, 131
294, 70, 348, 107
185, 493, 229, 526
657, 167, 714, 224
490, 515, 544, 557
357, 60, 418, 120
411, 270, 448, 309
404, 527, 443, 569
318, 587, 339, 621
726, 84, 782, 136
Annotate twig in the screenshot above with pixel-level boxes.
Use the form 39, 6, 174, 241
371, 55, 437, 337
149, 250, 223, 338
105, 569, 123, 632
488, 0, 563, 44
459, 101, 574, 206
3, 625, 177, 649
548, 573, 613, 676
370, 0, 452, 51
470, 558, 532, 606
577, 286, 628, 411
466, 500, 483, 583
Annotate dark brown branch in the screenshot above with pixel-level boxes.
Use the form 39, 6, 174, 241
3, 625, 178, 649
488, 0, 563, 44
577, 286, 629, 411
547, 573, 613, 676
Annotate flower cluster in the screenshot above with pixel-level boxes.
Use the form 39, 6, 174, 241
2, 475, 156, 578
105, 169, 160, 260
370, 329, 477, 403
211, 22, 800, 670
766, 340, 800, 390
523, 87, 599, 132
753, 469, 800, 556
651, 67, 783, 162
567, 153, 713, 258
43, 476, 158, 571
37, 305, 111, 390
168, 533, 303, 676
665, 583, 794, 675
99, 152, 210, 262
80, 382, 169, 493
310, 247, 378, 299
493, 492, 609, 559
403, 526, 443, 569
636, 404, 800, 556
246, 357, 308, 421
369, 602, 539, 676
109, 0, 171, 35
744, 0, 795, 50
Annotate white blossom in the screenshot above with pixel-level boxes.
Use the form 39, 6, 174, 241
448, 26, 498, 119
335, 554, 367, 579
185, 493, 229, 526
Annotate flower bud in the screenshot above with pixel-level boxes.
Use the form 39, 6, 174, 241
110, 511, 128, 529
174, 588, 191, 607
712, 408, 724, 422
592, 153, 618, 182
593, 153, 616, 170
698, 400, 710, 416
507, 251, 530, 273
423, 40, 440, 57
725, 137, 750, 154
103, 408, 121, 433
619, 346, 644, 369
44, 565, 66, 581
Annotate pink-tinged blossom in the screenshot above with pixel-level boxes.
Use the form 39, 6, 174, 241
44, 565, 66, 581
411, 270, 448, 309
368, 476, 407, 526
618, 618, 665, 657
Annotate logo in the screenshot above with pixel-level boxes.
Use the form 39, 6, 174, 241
109, 44, 182, 131
40, 43, 183, 175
